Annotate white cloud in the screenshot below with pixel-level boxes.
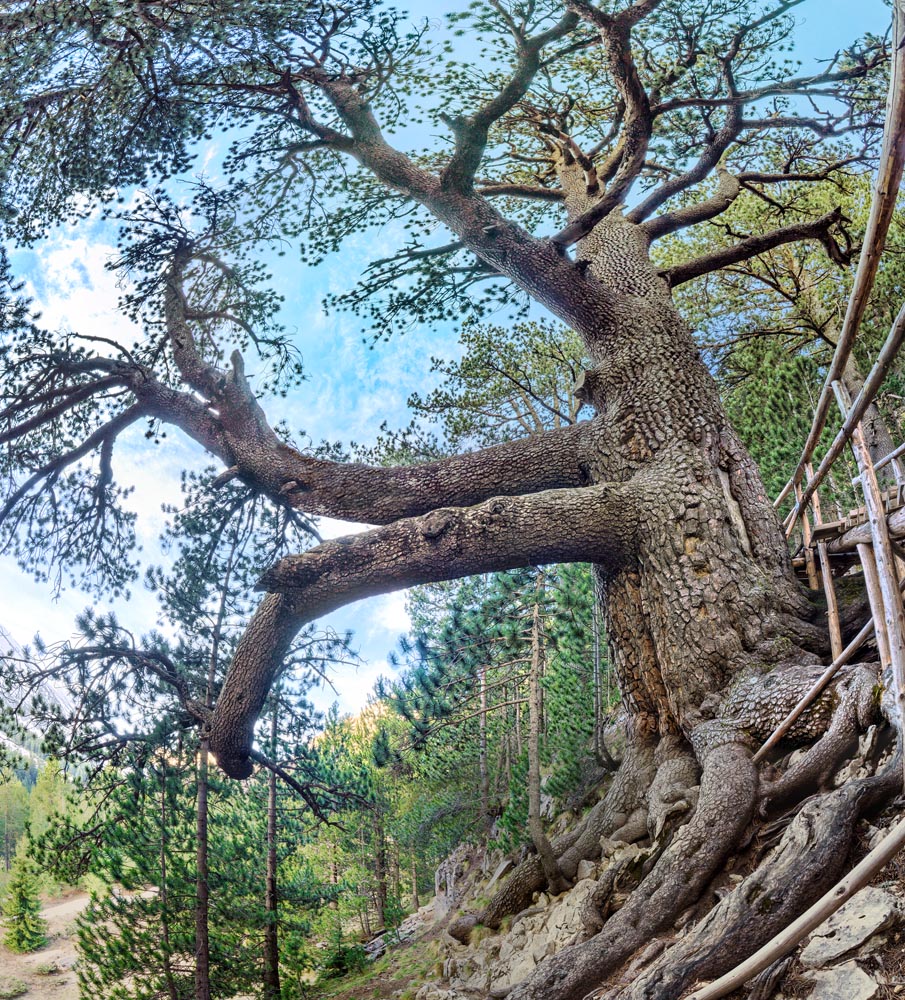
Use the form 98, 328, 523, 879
369, 591, 411, 637
22, 233, 142, 350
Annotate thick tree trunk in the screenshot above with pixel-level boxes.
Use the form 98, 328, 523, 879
209, 144, 891, 1000
446, 190, 892, 999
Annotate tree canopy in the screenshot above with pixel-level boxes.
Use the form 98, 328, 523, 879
2, 4, 904, 1000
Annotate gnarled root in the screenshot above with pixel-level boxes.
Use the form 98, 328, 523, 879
598, 752, 902, 1000
759, 664, 879, 814
449, 731, 657, 941
506, 742, 758, 1000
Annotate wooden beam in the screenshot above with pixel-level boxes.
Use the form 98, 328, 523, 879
795, 481, 820, 590
752, 614, 882, 765
827, 506, 905, 552
864, 438, 905, 480
835, 381, 905, 789
858, 542, 892, 667
808, 463, 843, 660
788, 300, 905, 529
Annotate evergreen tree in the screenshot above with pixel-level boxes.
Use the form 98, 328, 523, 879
27, 759, 69, 840
2, 845, 47, 953
0, 774, 28, 871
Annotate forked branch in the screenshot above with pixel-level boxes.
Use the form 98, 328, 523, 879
440, 9, 579, 194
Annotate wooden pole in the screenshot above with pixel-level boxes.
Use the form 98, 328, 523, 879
794, 482, 820, 590
774, 0, 905, 511
858, 543, 892, 668
807, 463, 843, 659
686, 811, 905, 1000
835, 381, 905, 789
752, 613, 879, 765
855, 438, 905, 481
785, 297, 905, 531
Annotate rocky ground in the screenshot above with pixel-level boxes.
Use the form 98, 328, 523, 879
329, 805, 905, 1000
0, 890, 88, 1000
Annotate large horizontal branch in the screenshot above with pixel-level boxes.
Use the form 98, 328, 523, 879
737, 155, 867, 184
642, 166, 741, 242
10, 340, 596, 534
661, 207, 846, 287
209, 481, 639, 778
226, 419, 596, 525
0, 374, 126, 446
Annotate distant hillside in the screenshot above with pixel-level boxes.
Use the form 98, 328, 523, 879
0, 624, 67, 765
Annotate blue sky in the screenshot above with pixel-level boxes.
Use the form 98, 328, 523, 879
1, 0, 891, 719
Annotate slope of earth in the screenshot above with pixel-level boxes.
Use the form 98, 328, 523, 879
319, 792, 905, 1000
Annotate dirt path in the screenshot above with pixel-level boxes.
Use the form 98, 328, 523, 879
0, 890, 88, 1000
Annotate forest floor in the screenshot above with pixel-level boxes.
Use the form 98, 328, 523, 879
0, 889, 88, 1000
312, 935, 441, 1000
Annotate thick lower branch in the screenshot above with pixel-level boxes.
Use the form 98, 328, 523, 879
253, 420, 595, 524
210, 482, 638, 778
132, 356, 596, 524
662, 208, 846, 287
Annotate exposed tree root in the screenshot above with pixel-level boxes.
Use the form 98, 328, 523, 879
746, 957, 794, 1000
505, 743, 757, 1000
758, 665, 879, 814
600, 752, 902, 1000
448, 733, 657, 941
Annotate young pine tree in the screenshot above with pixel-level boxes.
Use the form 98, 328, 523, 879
2, 845, 47, 952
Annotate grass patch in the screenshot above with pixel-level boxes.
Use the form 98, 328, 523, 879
79, 873, 108, 899
469, 923, 496, 945
0, 979, 28, 999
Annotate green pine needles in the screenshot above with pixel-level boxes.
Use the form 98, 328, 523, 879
2, 849, 48, 953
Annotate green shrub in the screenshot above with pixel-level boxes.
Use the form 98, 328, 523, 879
320, 939, 369, 978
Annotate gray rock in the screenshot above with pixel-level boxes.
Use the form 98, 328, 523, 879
484, 858, 514, 894
505, 947, 537, 985
803, 961, 879, 1000
576, 859, 598, 880
800, 887, 902, 967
